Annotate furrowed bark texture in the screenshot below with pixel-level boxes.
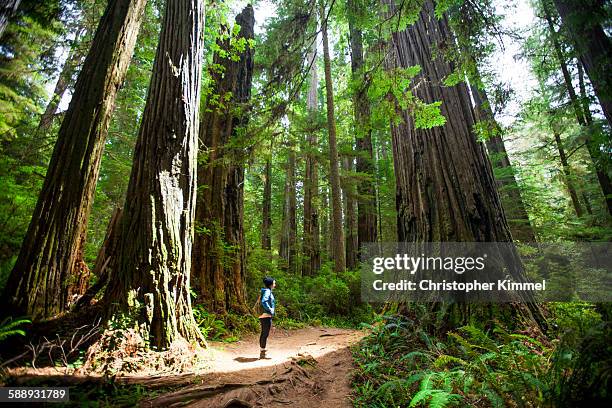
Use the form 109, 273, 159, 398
384, 0, 543, 325
348, 0, 377, 256
542, 0, 612, 216
302, 45, 321, 276
192, 5, 254, 313
553, 0, 612, 128
0, 0, 20, 39
3, 0, 147, 320
321, 2, 346, 272
104, 0, 205, 348
279, 144, 298, 274
469, 82, 536, 241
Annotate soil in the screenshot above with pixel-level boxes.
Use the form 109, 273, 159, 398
141, 326, 365, 407
3, 326, 366, 408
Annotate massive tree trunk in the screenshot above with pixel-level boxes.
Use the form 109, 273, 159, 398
279, 143, 298, 274
103, 0, 205, 349
261, 157, 272, 250
0, 0, 20, 39
192, 6, 254, 314
3, 0, 147, 320
302, 45, 321, 276
384, 0, 543, 325
542, 0, 612, 216
469, 81, 536, 241
320, 184, 330, 258
552, 0, 612, 128
348, 0, 378, 256
343, 157, 358, 270
321, 2, 346, 272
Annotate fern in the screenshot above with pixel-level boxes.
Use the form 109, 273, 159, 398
0, 317, 30, 341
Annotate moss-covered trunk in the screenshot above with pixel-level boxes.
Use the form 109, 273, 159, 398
103, 0, 205, 349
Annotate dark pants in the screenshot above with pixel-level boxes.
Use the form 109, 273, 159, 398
259, 317, 272, 349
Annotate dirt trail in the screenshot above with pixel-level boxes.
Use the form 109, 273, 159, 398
142, 326, 365, 408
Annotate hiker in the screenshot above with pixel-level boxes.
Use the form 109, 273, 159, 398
258, 277, 276, 359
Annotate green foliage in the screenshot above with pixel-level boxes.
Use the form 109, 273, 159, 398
0, 317, 31, 342
354, 304, 609, 407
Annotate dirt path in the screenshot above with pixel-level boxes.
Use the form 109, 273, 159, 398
142, 326, 365, 408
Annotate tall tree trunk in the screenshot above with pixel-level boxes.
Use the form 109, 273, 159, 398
343, 157, 358, 270
577, 61, 594, 125
3, 0, 147, 320
279, 143, 298, 274
302, 44, 321, 276
320, 184, 330, 258
347, 0, 377, 256
321, 2, 346, 272
261, 157, 272, 250
192, 6, 255, 314
103, 0, 205, 348
552, 126, 584, 217
543, 0, 612, 215
469, 81, 536, 241
383, 0, 543, 325
0, 0, 20, 39
552, 0, 612, 128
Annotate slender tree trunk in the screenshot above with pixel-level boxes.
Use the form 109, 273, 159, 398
383, 0, 544, 326
0, 0, 20, 39
261, 157, 272, 250
543, 0, 612, 215
302, 44, 321, 276
192, 6, 255, 314
469, 80, 536, 241
321, 2, 345, 272
320, 184, 329, 258
552, 0, 612, 128
343, 157, 358, 270
3, 0, 147, 320
36, 26, 88, 137
103, 0, 205, 349
279, 143, 298, 274
577, 61, 594, 125
553, 127, 584, 217
348, 0, 377, 256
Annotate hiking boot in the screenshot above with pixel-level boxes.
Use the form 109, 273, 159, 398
259, 349, 267, 359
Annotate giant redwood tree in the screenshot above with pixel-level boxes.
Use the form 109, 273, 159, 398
103, 0, 205, 348
3, 0, 147, 319
192, 5, 255, 314
384, 0, 543, 324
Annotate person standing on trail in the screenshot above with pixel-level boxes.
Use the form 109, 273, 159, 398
258, 277, 276, 359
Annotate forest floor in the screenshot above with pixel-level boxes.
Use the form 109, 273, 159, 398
4, 326, 366, 407
141, 326, 365, 407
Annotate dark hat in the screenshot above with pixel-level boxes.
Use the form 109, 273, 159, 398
263, 277, 275, 288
